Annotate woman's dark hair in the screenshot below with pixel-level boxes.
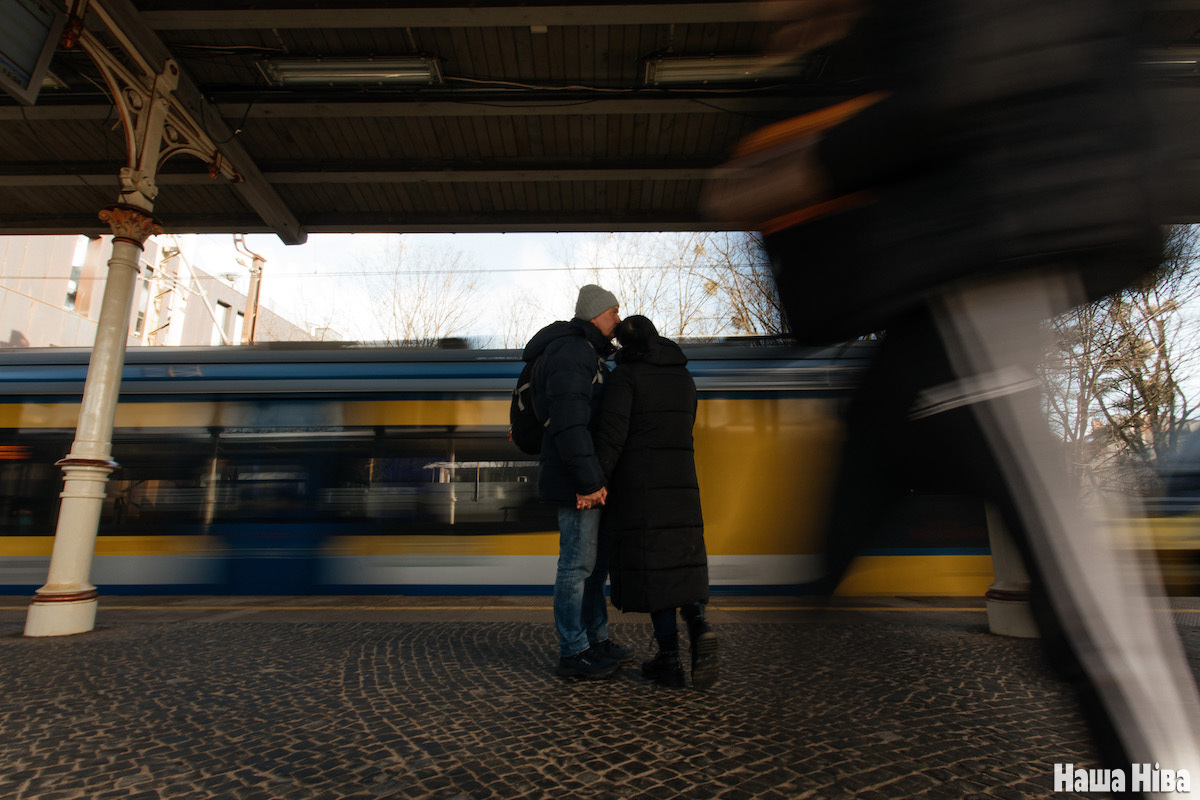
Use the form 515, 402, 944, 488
615, 315, 658, 359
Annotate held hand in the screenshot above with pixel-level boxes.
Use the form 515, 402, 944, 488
576, 487, 607, 510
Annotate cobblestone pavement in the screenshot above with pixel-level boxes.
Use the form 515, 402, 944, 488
0, 596, 1197, 800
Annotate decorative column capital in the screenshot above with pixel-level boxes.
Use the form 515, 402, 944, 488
99, 204, 163, 247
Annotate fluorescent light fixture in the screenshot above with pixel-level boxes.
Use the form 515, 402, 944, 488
644, 55, 803, 86
1139, 48, 1200, 72
259, 56, 443, 86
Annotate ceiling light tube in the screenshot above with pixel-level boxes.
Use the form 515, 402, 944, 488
1139, 48, 1200, 72
643, 55, 803, 86
259, 56, 443, 86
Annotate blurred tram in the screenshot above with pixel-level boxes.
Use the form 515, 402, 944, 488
0, 341, 993, 596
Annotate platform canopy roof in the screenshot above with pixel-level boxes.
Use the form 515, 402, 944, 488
2, 1, 1200, 245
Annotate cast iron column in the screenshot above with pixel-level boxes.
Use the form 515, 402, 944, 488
24, 205, 161, 636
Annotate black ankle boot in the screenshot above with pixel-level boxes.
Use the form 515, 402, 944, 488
641, 635, 685, 688
687, 618, 719, 690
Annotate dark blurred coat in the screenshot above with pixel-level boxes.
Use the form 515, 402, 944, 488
766, 0, 1162, 344
523, 319, 614, 506
593, 335, 707, 613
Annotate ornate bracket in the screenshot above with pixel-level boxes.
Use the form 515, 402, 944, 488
98, 203, 164, 248
68, 19, 239, 212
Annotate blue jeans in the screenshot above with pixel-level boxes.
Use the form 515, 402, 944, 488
553, 508, 610, 657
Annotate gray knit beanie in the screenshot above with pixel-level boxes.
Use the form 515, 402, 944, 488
574, 284, 619, 321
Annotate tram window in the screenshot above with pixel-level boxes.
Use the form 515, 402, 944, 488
93, 428, 554, 534
0, 436, 71, 535
0, 457, 61, 534
104, 436, 213, 529
349, 436, 550, 531
0, 428, 555, 535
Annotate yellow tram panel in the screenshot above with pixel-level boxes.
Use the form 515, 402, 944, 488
693, 397, 842, 556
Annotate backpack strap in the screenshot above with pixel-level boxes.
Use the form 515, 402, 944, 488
523, 356, 549, 427
588, 341, 605, 385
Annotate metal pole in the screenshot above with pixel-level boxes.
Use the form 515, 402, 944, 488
25, 205, 161, 636
235, 234, 266, 344
242, 256, 263, 344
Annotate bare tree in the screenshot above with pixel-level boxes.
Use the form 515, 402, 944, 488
1041, 225, 1200, 495
360, 238, 482, 346
268, 288, 345, 341
565, 233, 708, 337
690, 232, 788, 337
498, 294, 551, 349
564, 231, 786, 339
1041, 296, 1125, 492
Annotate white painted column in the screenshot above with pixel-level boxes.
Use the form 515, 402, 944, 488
983, 505, 1038, 638
24, 205, 162, 637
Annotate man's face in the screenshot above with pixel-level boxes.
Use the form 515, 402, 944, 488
591, 306, 621, 338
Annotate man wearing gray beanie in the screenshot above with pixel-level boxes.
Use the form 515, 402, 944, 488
574, 284, 620, 324
520, 284, 632, 678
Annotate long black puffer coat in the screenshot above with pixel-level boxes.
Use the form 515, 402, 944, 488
592, 333, 707, 613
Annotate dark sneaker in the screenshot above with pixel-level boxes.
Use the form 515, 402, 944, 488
592, 638, 636, 665
556, 646, 620, 679
688, 619, 719, 690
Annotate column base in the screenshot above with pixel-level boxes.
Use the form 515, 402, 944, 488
985, 589, 1039, 638
24, 595, 99, 637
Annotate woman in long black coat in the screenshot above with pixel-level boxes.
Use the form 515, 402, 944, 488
593, 316, 717, 689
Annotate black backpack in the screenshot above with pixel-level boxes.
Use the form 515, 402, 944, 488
508, 357, 545, 454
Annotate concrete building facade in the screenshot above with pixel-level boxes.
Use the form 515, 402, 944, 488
0, 235, 309, 348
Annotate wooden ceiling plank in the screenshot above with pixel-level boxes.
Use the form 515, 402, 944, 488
577, 25, 596, 84
462, 26, 491, 83
531, 24, 554, 82
551, 114, 571, 160
594, 22, 611, 83
445, 25, 475, 77
137, 5, 777, 31
493, 26, 522, 81
512, 26, 537, 81
3, 96, 801, 122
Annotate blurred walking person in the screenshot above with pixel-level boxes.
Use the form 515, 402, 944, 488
704, 0, 1200, 785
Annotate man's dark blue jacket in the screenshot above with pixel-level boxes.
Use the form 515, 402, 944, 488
522, 318, 614, 506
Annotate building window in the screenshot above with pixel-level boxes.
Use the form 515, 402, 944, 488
212, 301, 231, 345
134, 267, 154, 336
64, 236, 89, 311
64, 265, 81, 311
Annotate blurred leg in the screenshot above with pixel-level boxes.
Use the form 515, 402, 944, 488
932, 272, 1200, 781
815, 312, 948, 594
